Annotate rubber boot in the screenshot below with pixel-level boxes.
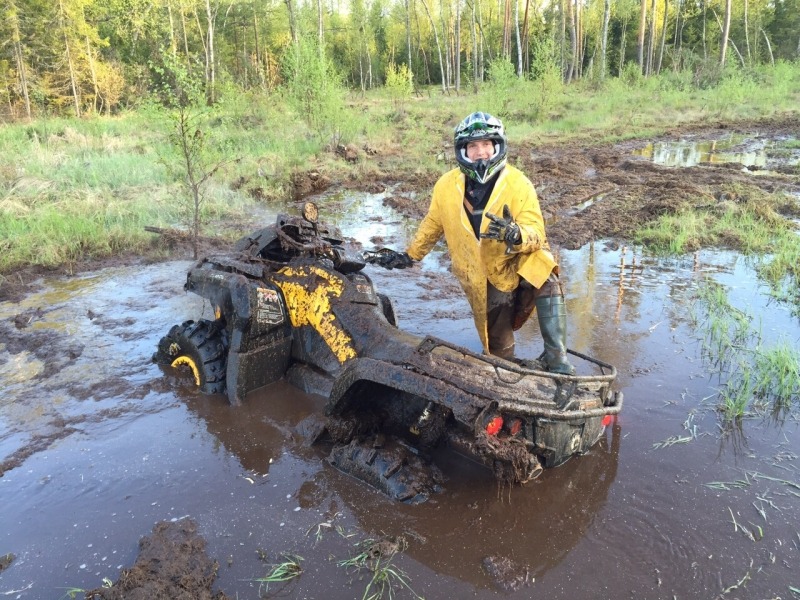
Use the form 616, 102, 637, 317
535, 295, 575, 375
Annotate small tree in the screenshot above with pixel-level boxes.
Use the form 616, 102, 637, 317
151, 51, 226, 259
484, 58, 519, 118
385, 62, 414, 113
281, 38, 345, 141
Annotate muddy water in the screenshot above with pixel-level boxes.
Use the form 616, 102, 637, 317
1, 198, 800, 600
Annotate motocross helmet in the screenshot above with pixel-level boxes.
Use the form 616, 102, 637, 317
454, 112, 507, 184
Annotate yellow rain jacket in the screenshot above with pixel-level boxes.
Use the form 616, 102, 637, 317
406, 165, 557, 352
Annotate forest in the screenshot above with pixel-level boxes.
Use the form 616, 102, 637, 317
2, 0, 800, 119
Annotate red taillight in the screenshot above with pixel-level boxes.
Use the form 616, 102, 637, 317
508, 418, 523, 436
601, 415, 613, 427
485, 416, 503, 436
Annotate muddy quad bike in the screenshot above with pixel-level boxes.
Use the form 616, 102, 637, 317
154, 202, 623, 503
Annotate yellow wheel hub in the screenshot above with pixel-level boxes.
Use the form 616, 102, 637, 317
171, 356, 201, 387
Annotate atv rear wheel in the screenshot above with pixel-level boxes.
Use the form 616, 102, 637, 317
153, 320, 227, 395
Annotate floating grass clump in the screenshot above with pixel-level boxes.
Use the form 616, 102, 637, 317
337, 537, 423, 600
254, 553, 303, 594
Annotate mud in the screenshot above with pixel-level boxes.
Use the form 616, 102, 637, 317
84, 520, 229, 600
1, 117, 800, 600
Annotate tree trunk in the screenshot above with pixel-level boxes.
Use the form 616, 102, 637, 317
86, 37, 99, 113
285, 0, 298, 44
743, 0, 750, 64
559, 0, 566, 78
701, 0, 707, 60
618, 17, 627, 75
58, 0, 81, 117
656, 0, 668, 73
502, 0, 512, 58
367, 46, 373, 88
576, 0, 583, 78
514, 0, 522, 76
567, 0, 577, 80
455, 0, 462, 91
719, 0, 731, 66
8, 3, 31, 119
471, 0, 479, 91
477, 0, 486, 80
167, 3, 177, 56
637, 0, 646, 73
420, 0, 447, 93
253, 12, 263, 86
521, 0, 530, 73
760, 29, 774, 65
406, 0, 413, 72
645, 0, 656, 75
439, 0, 451, 89
600, 0, 610, 79
204, 0, 217, 104
181, 8, 191, 69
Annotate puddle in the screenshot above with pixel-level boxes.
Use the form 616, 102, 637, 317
1, 195, 800, 600
633, 134, 800, 170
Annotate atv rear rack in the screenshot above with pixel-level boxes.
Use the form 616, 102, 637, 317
413, 335, 623, 417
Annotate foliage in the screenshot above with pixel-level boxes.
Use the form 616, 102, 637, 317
385, 62, 414, 112
150, 50, 228, 259
483, 58, 520, 118
282, 38, 347, 141
528, 36, 563, 121
2, 0, 800, 120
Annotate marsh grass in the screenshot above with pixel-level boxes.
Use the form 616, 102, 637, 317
254, 553, 303, 594
691, 280, 800, 421
638, 187, 800, 315
361, 558, 424, 600
337, 537, 422, 600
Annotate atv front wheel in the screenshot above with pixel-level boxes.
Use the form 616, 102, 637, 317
153, 320, 227, 395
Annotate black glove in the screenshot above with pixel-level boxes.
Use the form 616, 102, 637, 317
363, 248, 414, 270
482, 205, 522, 250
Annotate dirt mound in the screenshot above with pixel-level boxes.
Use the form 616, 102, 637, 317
291, 170, 332, 200
84, 520, 230, 600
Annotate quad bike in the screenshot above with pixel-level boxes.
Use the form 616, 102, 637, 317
153, 202, 623, 503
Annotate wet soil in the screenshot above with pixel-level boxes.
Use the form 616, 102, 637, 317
1, 116, 799, 600
84, 520, 229, 600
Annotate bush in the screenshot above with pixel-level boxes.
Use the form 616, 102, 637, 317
385, 62, 414, 112
484, 58, 520, 118
281, 39, 346, 140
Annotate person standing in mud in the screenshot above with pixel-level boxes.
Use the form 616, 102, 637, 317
382, 111, 575, 375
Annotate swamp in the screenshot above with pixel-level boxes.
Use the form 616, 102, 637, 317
1, 109, 800, 599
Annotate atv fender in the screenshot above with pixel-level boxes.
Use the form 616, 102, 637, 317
186, 267, 293, 405
325, 357, 485, 427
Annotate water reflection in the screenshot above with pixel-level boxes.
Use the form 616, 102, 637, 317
179, 368, 622, 589
633, 136, 769, 167
336, 422, 622, 589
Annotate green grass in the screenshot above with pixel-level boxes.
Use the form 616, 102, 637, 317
636, 187, 800, 313
690, 279, 800, 421
254, 553, 303, 594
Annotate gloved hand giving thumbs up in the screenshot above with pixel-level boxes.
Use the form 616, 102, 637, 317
481, 205, 521, 253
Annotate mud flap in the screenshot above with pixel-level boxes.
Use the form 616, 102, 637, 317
327, 437, 441, 504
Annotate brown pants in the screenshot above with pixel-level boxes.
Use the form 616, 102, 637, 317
486, 274, 562, 359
